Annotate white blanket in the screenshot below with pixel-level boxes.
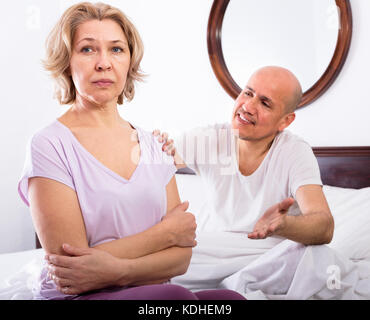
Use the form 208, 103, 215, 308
172, 231, 370, 300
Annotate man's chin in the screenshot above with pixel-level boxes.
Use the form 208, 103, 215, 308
231, 121, 249, 140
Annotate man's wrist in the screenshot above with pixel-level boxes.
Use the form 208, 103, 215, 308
275, 215, 292, 237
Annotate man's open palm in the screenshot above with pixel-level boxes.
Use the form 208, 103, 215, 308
248, 198, 295, 239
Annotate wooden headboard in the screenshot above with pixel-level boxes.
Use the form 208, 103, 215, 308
313, 146, 370, 189
35, 146, 370, 249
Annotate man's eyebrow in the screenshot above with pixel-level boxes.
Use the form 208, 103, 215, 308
245, 86, 274, 105
260, 95, 273, 104
77, 37, 127, 45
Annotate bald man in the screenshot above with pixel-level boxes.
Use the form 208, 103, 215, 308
157, 66, 334, 246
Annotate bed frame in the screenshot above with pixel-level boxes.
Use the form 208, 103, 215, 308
35, 146, 370, 249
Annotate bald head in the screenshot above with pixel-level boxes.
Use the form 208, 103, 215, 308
249, 66, 302, 114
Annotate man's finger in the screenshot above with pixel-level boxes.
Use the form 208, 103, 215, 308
163, 139, 174, 148
160, 132, 168, 143
248, 232, 258, 239
152, 129, 160, 136
279, 198, 295, 212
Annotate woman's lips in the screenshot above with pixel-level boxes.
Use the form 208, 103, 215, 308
93, 81, 113, 87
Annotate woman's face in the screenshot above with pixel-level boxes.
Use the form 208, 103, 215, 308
69, 19, 131, 106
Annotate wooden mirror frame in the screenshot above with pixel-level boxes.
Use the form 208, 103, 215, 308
207, 0, 353, 109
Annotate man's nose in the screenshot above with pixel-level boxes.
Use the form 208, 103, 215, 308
242, 99, 257, 115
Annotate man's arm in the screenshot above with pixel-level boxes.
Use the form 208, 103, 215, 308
277, 185, 334, 245
248, 185, 334, 245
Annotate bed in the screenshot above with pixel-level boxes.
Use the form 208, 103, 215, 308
1, 146, 370, 300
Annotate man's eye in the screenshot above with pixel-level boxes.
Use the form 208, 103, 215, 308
244, 91, 252, 97
262, 101, 270, 108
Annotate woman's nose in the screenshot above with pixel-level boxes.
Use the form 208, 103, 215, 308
96, 52, 112, 71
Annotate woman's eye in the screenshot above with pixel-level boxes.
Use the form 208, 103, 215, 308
244, 91, 252, 97
112, 47, 123, 53
80, 47, 123, 53
81, 47, 93, 53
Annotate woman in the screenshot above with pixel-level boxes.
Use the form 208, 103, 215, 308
18, 2, 245, 300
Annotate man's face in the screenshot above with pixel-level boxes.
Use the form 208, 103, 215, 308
69, 19, 131, 106
231, 69, 295, 141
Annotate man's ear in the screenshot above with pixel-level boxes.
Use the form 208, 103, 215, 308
278, 112, 295, 132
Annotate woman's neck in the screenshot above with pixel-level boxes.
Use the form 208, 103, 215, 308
66, 95, 127, 129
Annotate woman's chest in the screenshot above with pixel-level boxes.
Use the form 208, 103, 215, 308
72, 128, 141, 181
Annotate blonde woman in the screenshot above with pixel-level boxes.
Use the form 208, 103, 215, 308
18, 2, 245, 300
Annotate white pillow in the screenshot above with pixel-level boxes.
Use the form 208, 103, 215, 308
324, 185, 370, 260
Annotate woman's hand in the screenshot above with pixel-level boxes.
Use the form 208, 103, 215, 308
46, 244, 129, 295
162, 201, 197, 248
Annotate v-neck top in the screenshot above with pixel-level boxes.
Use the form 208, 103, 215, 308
18, 120, 177, 300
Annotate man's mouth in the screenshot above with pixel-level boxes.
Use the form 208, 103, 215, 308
236, 111, 255, 125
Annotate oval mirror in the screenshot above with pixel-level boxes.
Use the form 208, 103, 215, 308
207, 0, 352, 109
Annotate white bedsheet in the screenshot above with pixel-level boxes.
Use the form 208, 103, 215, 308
172, 231, 370, 299
1, 178, 370, 300
0, 249, 44, 300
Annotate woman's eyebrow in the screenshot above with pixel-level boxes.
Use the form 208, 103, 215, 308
76, 37, 127, 45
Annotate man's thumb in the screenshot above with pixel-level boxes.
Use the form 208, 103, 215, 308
279, 198, 295, 212
62, 243, 91, 256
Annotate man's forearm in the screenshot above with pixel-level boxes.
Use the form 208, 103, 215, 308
117, 246, 192, 286
277, 212, 334, 245
93, 219, 175, 259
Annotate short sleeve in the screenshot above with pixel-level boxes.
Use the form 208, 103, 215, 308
141, 129, 177, 187
288, 141, 322, 197
153, 137, 177, 186
18, 133, 75, 207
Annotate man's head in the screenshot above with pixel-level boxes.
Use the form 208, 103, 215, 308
231, 66, 302, 142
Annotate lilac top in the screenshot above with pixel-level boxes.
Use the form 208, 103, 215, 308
18, 120, 177, 300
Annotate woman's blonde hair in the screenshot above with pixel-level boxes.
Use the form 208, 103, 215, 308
42, 2, 144, 105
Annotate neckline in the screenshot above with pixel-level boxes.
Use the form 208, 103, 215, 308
54, 119, 143, 184
237, 133, 280, 180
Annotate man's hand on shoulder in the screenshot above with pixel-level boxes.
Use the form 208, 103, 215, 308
152, 129, 187, 169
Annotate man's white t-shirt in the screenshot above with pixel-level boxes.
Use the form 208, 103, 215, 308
174, 123, 322, 235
